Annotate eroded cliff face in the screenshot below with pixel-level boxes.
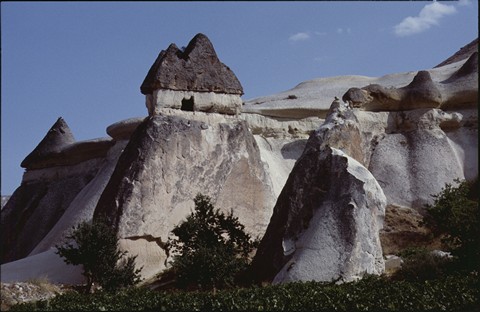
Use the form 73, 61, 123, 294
245, 49, 477, 211
1, 36, 477, 286
93, 112, 275, 279
251, 147, 386, 283
246, 48, 477, 282
0, 161, 101, 264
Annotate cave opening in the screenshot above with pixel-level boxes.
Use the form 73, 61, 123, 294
181, 96, 195, 111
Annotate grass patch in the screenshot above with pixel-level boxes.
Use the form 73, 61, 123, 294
11, 273, 479, 311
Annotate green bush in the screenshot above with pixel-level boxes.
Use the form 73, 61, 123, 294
424, 179, 479, 271
11, 274, 479, 311
167, 194, 258, 291
393, 247, 453, 281
55, 220, 142, 293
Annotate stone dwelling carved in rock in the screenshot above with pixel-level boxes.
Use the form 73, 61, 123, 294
140, 33, 244, 116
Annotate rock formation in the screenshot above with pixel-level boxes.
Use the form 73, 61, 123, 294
1, 117, 127, 264
20, 118, 76, 169
1, 36, 477, 286
342, 52, 478, 111
435, 37, 478, 67
251, 146, 386, 283
1, 34, 275, 282
141, 33, 243, 115
244, 43, 477, 257
93, 113, 275, 278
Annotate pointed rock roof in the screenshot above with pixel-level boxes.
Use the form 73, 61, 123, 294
21, 117, 75, 169
140, 33, 243, 95
435, 38, 478, 68
444, 51, 478, 82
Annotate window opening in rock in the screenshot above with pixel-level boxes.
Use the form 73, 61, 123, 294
181, 96, 194, 111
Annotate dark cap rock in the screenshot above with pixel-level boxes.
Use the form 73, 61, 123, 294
21, 117, 76, 169
444, 52, 478, 82
140, 33, 243, 95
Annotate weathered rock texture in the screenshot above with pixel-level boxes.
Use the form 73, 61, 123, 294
1, 118, 128, 264
2, 38, 477, 286
20, 117, 115, 170
93, 114, 275, 279
106, 117, 145, 140
251, 147, 386, 283
435, 38, 478, 67
1, 249, 84, 284
147, 89, 242, 116
311, 97, 477, 211
242, 51, 477, 259
141, 33, 243, 116
342, 52, 478, 111
21, 118, 76, 169
1, 159, 103, 264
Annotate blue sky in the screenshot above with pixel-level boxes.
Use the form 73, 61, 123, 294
1, 1, 478, 195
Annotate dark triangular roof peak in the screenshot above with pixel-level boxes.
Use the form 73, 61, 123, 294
21, 117, 76, 169
140, 33, 243, 96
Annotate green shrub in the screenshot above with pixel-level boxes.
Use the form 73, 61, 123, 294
167, 194, 258, 291
11, 274, 479, 311
393, 247, 453, 281
424, 179, 479, 271
55, 220, 142, 293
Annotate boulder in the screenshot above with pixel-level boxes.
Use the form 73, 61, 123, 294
384, 255, 403, 273
251, 147, 386, 283
93, 114, 275, 279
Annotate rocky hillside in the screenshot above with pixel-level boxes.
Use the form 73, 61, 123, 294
1, 35, 477, 286
435, 37, 478, 67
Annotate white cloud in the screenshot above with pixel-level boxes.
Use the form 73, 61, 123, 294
289, 32, 310, 42
394, 1, 457, 37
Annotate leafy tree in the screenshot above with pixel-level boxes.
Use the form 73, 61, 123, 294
424, 178, 479, 271
167, 194, 258, 291
55, 219, 142, 293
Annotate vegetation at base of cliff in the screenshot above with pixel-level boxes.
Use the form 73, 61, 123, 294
12, 182, 479, 311
10, 273, 479, 311
423, 178, 479, 272
55, 219, 143, 293
167, 194, 258, 291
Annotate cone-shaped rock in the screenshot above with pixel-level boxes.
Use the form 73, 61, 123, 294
140, 33, 243, 95
93, 114, 274, 279
435, 38, 478, 68
401, 70, 442, 107
21, 117, 75, 169
250, 146, 386, 283
444, 51, 478, 82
